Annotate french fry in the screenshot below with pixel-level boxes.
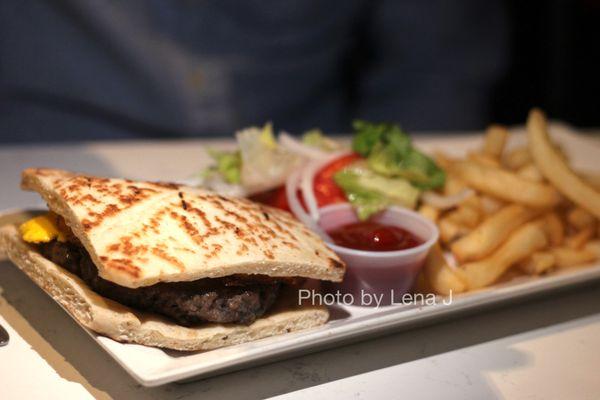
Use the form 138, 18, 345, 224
586, 240, 600, 257
479, 196, 505, 215
541, 212, 565, 247
444, 176, 467, 196
527, 109, 600, 218
552, 247, 597, 269
517, 164, 544, 182
451, 160, 561, 208
565, 227, 595, 250
434, 151, 456, 171
482, 124, 508, 159
460, 194, 481, 210
578, 171, 600, 191
423, 243, 467, 295
461, 222, 548, 289
451, 204, 540, 262
554, 143, 570, 163
518, 251, 556, 275
446, 205, 481, 229
498, 268, 527, 283
468, 152, 501, 168
418, 204, 440, 222
567, 207, 596, 231
503, 147, 531, 170
439, 218, 469, 244
429, 108, 600, 293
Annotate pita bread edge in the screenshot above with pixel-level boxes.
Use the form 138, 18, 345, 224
0, 224, 329, 351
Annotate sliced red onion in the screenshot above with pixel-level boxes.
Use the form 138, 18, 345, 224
421, 188, 476, 210
300, 161, 322, 221
285, 168, 332, 241
299, 151, 353, 221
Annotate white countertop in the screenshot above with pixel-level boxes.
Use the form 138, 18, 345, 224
1, 136, 599, 399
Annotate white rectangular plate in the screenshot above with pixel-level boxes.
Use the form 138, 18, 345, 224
2, 124, 599, 387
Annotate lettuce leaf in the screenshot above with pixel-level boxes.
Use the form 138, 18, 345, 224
302, 129, 341, 152
351, 120, 445, 190
334, 163, 420, 220
237, 123, 299, 192
206, 149, 242, 184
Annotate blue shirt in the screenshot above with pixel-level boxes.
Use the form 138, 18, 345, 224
0, 0, 507, 142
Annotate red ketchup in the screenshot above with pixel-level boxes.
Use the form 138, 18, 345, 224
328, 221, 422, 252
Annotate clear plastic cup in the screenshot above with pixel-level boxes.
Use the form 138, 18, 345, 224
318, 203, 439, 306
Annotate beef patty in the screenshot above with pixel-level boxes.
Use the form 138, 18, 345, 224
39, 241, 281, 326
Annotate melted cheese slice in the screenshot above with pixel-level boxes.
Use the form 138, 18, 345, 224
20, 213, 67, 243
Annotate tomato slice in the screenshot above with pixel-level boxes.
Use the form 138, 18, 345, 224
249, 186, 292, 212
313, 153, 362, 207
249, 153, 362, 212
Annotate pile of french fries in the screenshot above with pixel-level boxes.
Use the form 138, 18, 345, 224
417, 109, 600, 295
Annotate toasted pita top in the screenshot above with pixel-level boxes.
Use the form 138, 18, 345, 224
22, 168, 344, 288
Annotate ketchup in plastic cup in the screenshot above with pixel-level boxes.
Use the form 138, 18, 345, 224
318, 203, 439, 306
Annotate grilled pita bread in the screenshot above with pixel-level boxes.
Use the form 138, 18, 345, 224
21, 168, 344, 288
0, 225, 328, 351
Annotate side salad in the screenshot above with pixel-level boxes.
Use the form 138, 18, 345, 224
201, 123, 341, 197
200, 120, 454, 221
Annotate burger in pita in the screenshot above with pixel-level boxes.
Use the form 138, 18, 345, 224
0, 168, 345, 351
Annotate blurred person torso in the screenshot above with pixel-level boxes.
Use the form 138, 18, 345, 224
0, 0, 507, 142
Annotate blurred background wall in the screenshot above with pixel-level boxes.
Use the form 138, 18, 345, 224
0, 0, 598, 143
492, 0, 600, 128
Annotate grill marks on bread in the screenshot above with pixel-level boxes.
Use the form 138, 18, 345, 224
21, 168, 345, 287
55, 175, 160, 230
101, 195, 296, 268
